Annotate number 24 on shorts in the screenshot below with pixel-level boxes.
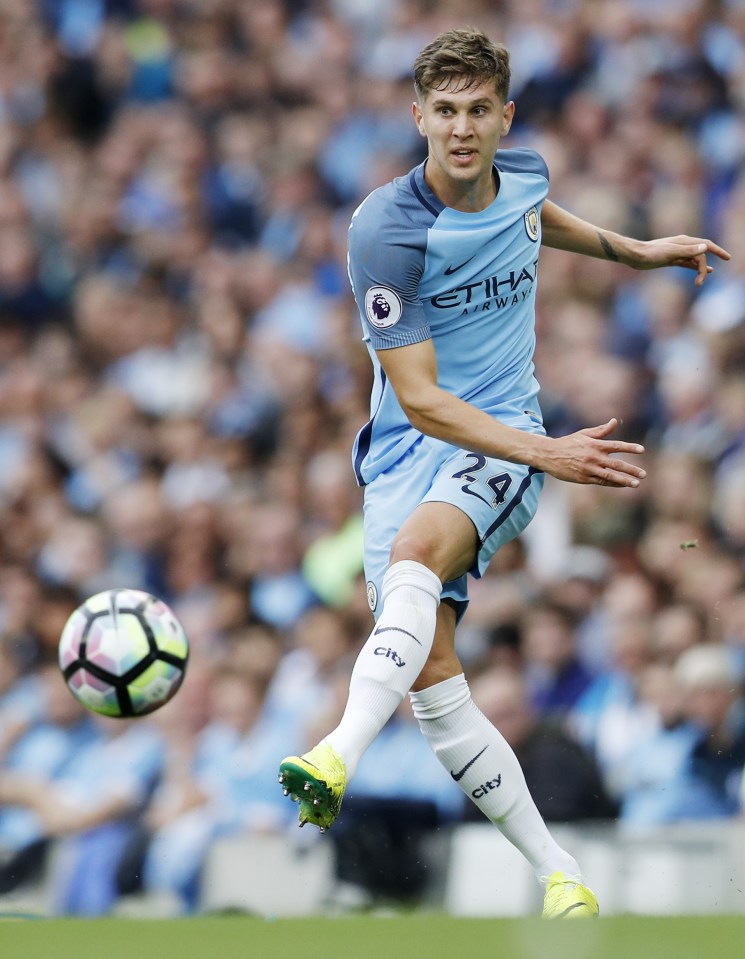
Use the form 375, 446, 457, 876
452, 452, 513, 510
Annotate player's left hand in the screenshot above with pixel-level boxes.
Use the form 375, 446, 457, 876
632, 236, 731, 286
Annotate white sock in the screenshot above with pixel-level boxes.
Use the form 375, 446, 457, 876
409, 673, 581, 882
325, 560, 441, 779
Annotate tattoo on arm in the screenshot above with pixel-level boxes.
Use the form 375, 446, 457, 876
598, 233, 620, 262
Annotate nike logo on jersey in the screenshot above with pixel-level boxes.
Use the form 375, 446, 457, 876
450, 745, 489, 781
444, 255, 476, 275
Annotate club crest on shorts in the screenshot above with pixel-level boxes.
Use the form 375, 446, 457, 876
366, 581, 378, 611
524, 206, 539, 242
365, 286, 403, 329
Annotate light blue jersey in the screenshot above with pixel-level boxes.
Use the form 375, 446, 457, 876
349, 148, 548, 486
347, 149, 549, 618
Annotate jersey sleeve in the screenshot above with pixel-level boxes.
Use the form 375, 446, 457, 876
347, 188, 432, 350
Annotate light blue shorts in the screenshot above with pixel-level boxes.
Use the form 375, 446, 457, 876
363, 434, 545, 621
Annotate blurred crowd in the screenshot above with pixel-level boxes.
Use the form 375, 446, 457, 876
1, 0, 745, 916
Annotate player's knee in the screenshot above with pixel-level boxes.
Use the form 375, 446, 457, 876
388, 529, 439, 573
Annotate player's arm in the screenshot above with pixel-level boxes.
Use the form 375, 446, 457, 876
540, 199, 730, 287
376, 338, 646, 488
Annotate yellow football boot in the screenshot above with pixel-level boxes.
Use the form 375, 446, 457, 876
278, 741, 347, 832
542, 871, 599, 919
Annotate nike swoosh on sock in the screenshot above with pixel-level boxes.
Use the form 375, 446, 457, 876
373, 625, 422, 646
450, 745, 489, 781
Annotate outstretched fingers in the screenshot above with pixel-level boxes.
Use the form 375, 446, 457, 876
672, 238, 731, 287
697, 239, 731, 262
687, 243, 717, 287
580, 417, 619, 439
577, 419, 647, 487
639, 236, 732, 286
581, 418, 645, 452
697, 239, 730, 285
544, 419, 648, 487
592, 455, 647, 488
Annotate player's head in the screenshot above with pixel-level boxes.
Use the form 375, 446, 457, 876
411, 28, 515, 201
413, 28, 510, 104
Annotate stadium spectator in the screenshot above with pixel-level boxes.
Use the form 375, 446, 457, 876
520, 599, 597, 717
616, 662, 703, 827
242, 499, 319, 630
137, 660, 291, 913
0, 634, 43, 758
569, 574, 660, 796
619, 646, 745, 826
469, 668, 617, 823
0, 664, 98, 894
0, 713, 164, 916
301, 448, 365, 608
264, 604, 359, 755
674, 644, 745, 818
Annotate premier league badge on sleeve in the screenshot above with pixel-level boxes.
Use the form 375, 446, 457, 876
365, 286, 403, 329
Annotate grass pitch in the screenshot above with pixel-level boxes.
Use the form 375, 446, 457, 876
2, 914, 745, 959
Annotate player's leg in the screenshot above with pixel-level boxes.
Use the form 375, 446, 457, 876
411, 619, 598, 918
406, 451, 598, 915
278, 456, 480, 831
322, 501, 477, 767
410, 601, 582, 876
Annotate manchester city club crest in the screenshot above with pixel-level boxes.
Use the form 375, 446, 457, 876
524, 206, 539, 242
366, 580, 378, 611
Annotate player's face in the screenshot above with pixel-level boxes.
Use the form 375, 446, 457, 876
413, 79, 514, 209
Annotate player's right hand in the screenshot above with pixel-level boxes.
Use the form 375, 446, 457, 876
537, 418, 647, 488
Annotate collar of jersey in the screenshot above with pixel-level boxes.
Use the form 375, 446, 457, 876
411, 160, 502, 217
409, 162, 444, 217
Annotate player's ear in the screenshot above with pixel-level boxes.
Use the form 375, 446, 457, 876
412, 100, 426, 137
501, 100, 515, 136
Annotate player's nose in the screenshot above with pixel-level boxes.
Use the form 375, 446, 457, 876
452, 112, 474, 138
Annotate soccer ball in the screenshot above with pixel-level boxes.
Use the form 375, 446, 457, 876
59, 588, 189, 718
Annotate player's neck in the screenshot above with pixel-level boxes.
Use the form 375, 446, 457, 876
425, 162, 498, 212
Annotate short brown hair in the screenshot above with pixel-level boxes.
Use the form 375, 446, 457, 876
413, 28, 511, 102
